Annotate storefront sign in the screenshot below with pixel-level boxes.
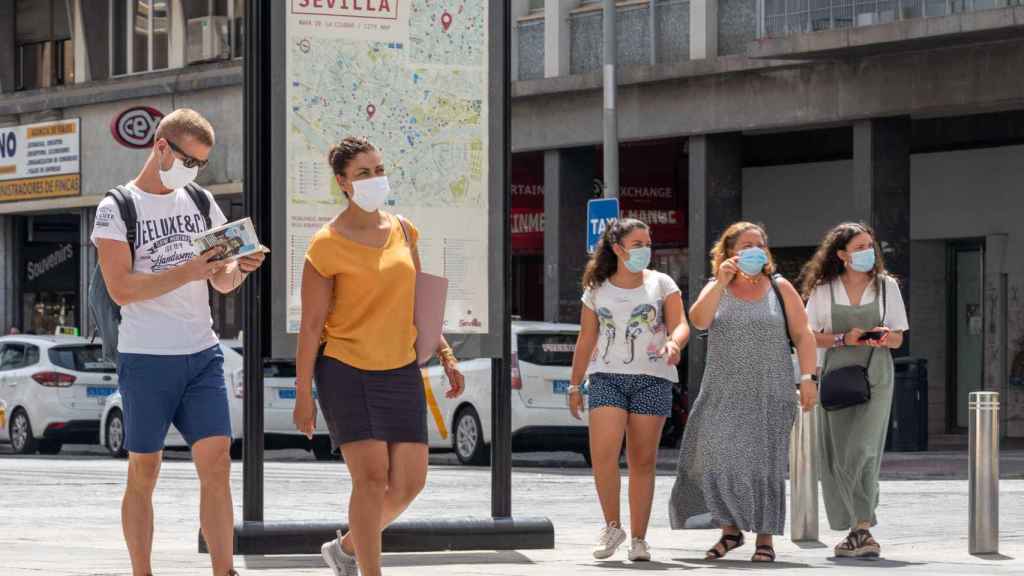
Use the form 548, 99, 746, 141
596, 142, 687, 246
23, 243, 79, 293
111, 106, 164, 148
511, 152, 545, 253
0, 119, 81, 202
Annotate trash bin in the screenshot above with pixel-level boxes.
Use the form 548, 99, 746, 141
887, 357, 928, 452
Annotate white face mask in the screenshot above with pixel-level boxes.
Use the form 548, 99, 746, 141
349, 176, 390, 212
158, 155, 199, 190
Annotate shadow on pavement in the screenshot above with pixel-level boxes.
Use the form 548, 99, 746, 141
826, 557, 926, 568
242, 550, 534, 570
970, 553, 1016, 561
673, 558, 812, 569
593, 560, 693, 571
792, 540, 830, 549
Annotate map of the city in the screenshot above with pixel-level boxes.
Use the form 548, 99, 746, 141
285, 1, 490, 334
289, 1, 487, 208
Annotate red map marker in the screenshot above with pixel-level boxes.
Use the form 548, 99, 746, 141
366, 104, 376, 120
441, 11, 453, 32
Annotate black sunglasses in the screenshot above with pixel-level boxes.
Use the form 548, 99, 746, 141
165, 139, 209, 170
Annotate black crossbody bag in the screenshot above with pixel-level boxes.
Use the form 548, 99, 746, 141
819, 278, 886, 412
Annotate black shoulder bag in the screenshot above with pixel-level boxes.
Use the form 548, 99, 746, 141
819, 277, 887, 412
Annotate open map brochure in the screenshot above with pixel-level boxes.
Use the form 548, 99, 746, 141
193, 217, 269, 262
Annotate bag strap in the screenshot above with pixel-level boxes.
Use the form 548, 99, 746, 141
396, 214, 412, 246
105, 186, 137, 262
770, 274, 795, 352
185, 183, 213, 230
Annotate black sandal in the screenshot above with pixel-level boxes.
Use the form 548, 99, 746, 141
705, 532, 744, 560
752, 544, 776, 563
835, 529, 880, 559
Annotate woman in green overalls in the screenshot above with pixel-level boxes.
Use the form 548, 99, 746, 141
799, 222, 909, 559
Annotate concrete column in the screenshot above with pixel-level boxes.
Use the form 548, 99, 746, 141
0, 216, 11, 332
544, 147, 595, 323
687, 133, 742, 395
72, 0, 91, 83
984, 234, 1008, 434
690, 0, 719, 60
854, 117, 911, 352
81, 0, 110, 80
511, 0, 530, 82
0, 0, 15, 93
544, 0, 579, 78
169, 0, 186, 69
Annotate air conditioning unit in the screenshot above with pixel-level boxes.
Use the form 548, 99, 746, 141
187, 16, 230, 64
856, 12, 879, 27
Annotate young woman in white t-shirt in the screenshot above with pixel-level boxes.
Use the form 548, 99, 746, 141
568, 218, 690, 562
800, 222, 909, 559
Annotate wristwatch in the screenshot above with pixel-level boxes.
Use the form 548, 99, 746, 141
800, 373, 818, 383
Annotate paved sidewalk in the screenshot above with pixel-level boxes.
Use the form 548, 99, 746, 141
0, 456, 1021, 575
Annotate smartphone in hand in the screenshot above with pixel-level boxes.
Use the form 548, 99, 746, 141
859, 331, 885, 342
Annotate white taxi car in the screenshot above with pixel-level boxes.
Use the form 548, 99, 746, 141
423, 321, 589, 465
100, 343, 333, 459
0, 335, 118, 455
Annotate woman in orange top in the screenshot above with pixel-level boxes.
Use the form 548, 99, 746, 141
294, 136, 464, 576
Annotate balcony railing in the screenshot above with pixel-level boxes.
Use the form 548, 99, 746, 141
758, 0, 1022, 38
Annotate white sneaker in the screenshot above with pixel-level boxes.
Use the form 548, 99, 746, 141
321, 530, 359, 576
592, 522, 627, 560
628, 538, 652, 562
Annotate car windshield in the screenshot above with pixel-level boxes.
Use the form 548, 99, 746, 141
48, 345, 116, 373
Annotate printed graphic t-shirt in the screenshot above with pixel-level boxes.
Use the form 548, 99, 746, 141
90, 182, 227, 355
581, 270, 681, 383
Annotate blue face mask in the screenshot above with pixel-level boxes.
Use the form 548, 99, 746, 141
849, 248, 876, 273
737, 247, 768, 276
622, 246, 651, 273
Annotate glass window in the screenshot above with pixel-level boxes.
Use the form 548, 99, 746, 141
528, 0, 545, 12
233, 0, 245, 58
15, 0, 73, 90
111, 0, 173, 75
0, 344, 38, 370
132, 0, 150, 73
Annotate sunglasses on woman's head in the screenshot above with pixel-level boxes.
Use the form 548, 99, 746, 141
165, 139, 209, 170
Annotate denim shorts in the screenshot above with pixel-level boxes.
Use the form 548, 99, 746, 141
587, 372, 673, 417
117, 345, 232, 453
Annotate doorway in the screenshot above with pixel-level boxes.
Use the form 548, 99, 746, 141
947, 241, 984, 431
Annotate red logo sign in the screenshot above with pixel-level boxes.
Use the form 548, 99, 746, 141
111, 107, 164, 149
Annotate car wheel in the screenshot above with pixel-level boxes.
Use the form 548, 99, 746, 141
230, 440, 243, 461
106, 409, 128, 459
312, 437, 338, 461
453, 406, 489, 466
9, 409, 38, 455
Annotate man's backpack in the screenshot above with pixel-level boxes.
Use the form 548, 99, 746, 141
88, 183, 213, 361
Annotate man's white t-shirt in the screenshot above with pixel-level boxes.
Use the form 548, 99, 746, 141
581, 270, 681, 383
90, 182, 227, 355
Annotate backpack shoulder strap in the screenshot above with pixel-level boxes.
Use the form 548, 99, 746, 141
185, 183, 213, 230
771, 274, 795, 351
395, 214, 412, 246
106, 186, 137, 261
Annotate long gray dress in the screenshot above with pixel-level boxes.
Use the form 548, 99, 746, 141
669, 287, 798, 535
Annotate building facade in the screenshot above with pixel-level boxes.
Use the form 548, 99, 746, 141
2, 0, 1023, 439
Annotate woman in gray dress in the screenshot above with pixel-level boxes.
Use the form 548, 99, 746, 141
670, 222, 818, 563
800, 222, 908, 559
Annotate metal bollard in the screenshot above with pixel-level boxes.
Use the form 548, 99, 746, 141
790, 395, 819, 542
968, 391, 999, 555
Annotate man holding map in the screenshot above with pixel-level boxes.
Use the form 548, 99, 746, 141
92, 108, 264, 576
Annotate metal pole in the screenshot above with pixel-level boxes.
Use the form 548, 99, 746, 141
602, 0, 619, 199
491, 0, 513, 520
242, 0, 269, 523
789, 393, 819, 542
969, 391, 999, 555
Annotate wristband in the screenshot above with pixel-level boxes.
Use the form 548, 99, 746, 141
834, 333, 846, 348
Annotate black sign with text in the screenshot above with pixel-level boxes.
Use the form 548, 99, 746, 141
22, 243, 79, 293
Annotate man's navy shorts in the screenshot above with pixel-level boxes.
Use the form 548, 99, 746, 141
117, 344, 232, 454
